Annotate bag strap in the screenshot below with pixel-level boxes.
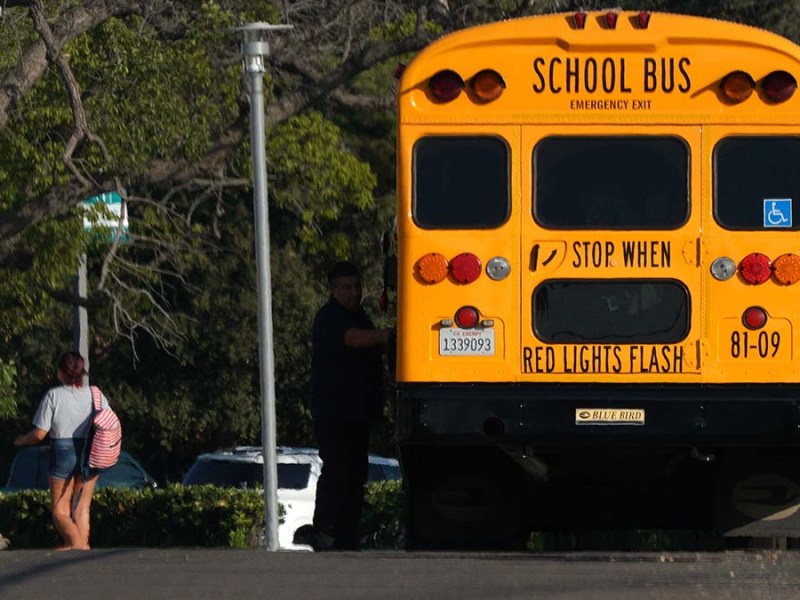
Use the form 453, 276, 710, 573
90, 385, 102, 412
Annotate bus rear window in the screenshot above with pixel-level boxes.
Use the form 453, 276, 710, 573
413, 136, 509, 229
533, 280, 689, 344
534, 137, 689, 229
714, 137, 800, 230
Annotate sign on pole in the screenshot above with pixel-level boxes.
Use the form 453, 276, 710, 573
83, 191, 129, 241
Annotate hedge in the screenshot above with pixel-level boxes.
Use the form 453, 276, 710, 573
0, 480, 404, 550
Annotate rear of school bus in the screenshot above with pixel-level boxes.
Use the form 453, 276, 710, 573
395, 11, 800, 549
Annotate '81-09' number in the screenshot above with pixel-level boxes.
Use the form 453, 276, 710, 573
730, 330, 781, 358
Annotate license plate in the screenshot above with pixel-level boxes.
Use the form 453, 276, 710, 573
718, 319, 791, 360
439, 327, 495, 356
575, 408, 645, 425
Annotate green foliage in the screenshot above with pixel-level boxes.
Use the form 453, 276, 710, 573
0, 480, 403, 549
66, 11, 240, 175
361, 479, 405, 550
0, 360, 17, 418
266, 112, 378, 258
0, 485, 268, 548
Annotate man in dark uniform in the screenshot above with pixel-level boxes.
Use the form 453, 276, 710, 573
310, 261, 391, 550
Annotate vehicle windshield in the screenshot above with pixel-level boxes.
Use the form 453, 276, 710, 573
183, 459, 311, 490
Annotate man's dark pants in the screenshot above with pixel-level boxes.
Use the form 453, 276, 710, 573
312, 417, 370, 550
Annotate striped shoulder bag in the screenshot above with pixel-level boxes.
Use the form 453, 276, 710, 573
87, 386, 122, 471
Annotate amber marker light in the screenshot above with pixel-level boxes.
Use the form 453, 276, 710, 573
416, 252, 449, 284
720, 71, 756, 103
772, 253, 800, 284
471, 70, 506, 102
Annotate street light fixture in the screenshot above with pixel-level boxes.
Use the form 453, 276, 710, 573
232, 21, 293, 551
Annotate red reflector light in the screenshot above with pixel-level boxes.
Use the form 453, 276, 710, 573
471, 69, 506, 102
573, 12, 587, 29
429, 70, 464, 102
739, 253, 772, 285
455, 306, 479, 329
762, 70, 797, 103
637, 11, 651, 28
450, 253, 482, 284
720, 71, 755, 103
604, 11, 618, 29
742, 306, 768, 330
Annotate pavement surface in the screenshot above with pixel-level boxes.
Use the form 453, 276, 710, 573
2, 548, 800, 599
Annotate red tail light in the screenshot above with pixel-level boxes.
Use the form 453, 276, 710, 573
573, 12, 587, 29
429, 70, 464, 102
739, 252, 772, 284
450, 253, 482, 284
637, 12, 651, 28
455, 306, 479, 329
742, 306, 768, 330
604, 12, 618, 29
762, 70, 797, 103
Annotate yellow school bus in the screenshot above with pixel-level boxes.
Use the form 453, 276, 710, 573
394, 10, 800, 549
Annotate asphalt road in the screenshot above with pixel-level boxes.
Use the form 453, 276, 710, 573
2, 549, 800, 599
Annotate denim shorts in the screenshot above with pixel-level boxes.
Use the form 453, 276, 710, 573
49, 438, 86, 480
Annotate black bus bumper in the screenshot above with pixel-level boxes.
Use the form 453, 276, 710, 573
396, 383, 800, 447
396, 384, 800, 538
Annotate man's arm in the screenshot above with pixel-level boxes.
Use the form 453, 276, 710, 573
343, 327, 391, 348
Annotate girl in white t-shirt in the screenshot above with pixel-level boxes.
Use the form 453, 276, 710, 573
14, 351, 106, 550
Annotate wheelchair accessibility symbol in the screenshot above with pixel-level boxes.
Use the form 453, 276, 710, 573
764, 199, 792, 228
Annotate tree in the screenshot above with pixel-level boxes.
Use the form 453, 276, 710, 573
4, 0, 799, 480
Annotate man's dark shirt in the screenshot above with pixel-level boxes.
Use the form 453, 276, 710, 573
310, 297, 383, 422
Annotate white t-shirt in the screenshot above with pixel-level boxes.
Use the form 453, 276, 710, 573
32, 385, 110, 439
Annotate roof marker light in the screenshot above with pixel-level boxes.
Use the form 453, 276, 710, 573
762, 70, 797, 103
573, 12, 587, 29
471, 70, 506, 102
720, 71, 756, 103
604, 11, 618, 29
429, 70, 464, 102
637, 11, 651, 28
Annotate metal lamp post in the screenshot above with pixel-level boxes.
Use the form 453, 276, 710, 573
234, 21, 292, 551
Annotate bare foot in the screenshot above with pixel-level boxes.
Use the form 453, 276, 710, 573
55, 546, 77, 551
